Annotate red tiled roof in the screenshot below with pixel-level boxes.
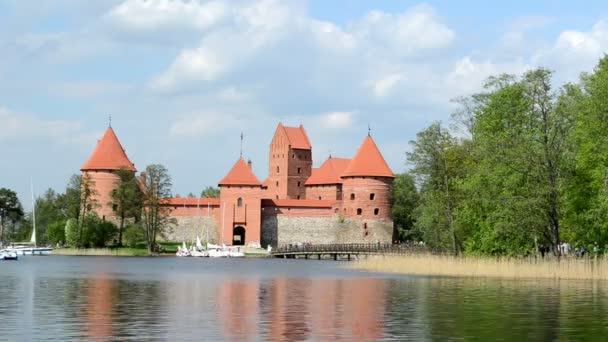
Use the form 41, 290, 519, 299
81, 127, 136, 172
162, 198, 220, 206
342, 136, 394, 178
262, 199, 336, 208
219, 158, 262, 186
280, 123, 312, 150
305, 157, 351, 185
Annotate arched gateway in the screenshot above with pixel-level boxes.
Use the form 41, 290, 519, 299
233, 226, 246, 246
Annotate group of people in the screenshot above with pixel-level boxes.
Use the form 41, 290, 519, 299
539, 241, 591, 258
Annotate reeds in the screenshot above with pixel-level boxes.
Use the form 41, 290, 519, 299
351, 254, 608, 280
52, 248, 149, 256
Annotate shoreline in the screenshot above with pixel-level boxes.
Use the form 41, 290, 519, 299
349, 254, 608, 281
51, 247, 271, 258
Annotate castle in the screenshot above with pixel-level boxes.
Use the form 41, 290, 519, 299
81, 123, 395, 247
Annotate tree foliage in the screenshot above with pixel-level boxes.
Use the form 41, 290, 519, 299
141, 164, 175, 253
201, 186, 220, 198
110, 169, 143, 246
0, 188, 24, 242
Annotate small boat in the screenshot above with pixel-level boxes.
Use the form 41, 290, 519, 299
0, 250, 18, 261
208, 248, 230, 258
228, 250, 245, 258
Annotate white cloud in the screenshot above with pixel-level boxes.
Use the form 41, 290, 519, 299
0, 107, 96, 146
319, 111, 354, 129
107, 0, 228, 33
169, 112, 239, 138
369, 73, 406, 98
350, 4, 454, 55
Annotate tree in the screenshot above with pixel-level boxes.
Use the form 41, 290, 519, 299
563, 55, 608, 250
124, 224, 145, 248
390, 173, 419, 241
0, 188, 24, 242
201, 186, 220, 198
78, 173, 99, 247
47, 220, 66, 245
141, 164, 175, 253
65, 218, 79, 247
110, 169, 144, 246
407, 123, 469, 254
82, 215, 117, 248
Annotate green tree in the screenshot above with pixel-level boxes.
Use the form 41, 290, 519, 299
78, 173, 99, 247
82, 215, 117, 248
124, 224, 145, 248
0, 188, 24, 242
390, 173, 419, 241
201, 186, 220, 198
47, 220, 67, 245
141, 164, 175, 253
563, 55, 608, 250
65, 218, 79, 247
408, 122, 469, 254
110, 169, 143, 246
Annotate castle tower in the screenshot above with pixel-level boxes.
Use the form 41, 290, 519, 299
81, 127, 136, 220
341, 135, 394, 220
266, 123, 312, 200
218, 158, 263, 246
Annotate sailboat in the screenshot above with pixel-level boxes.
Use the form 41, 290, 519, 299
5, 182, 53, 256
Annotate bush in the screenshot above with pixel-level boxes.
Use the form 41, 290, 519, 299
65, 218, 79, 247
46, 220, 66, 245
82, 215, 117, 248
124, 224, 144, 248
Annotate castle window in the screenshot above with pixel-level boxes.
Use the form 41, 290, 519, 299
297, 195, 301, 199
370, 193, 375, 200
318, 196, 322, 200
350, 193, 355, 200
113, 204, 118, 211
292, 154, 295, 159
276, 166, 280, 173
374, 208, 380, 215
297, 181, 301, 187
276, 181, 279, 187
297, 167, 301, 174
357, 208, 362, 215
276, 195, 279, 199
237, 198, 243, 207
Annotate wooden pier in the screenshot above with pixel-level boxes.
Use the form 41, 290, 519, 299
271, 243, 425, 260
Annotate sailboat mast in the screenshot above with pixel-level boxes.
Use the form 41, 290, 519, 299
30, 180, 37, 247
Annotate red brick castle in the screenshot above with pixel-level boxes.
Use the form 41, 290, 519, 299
81, 123, 395, 247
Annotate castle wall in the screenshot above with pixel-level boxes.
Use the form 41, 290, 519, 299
160, 205, 221, 243
305, 184, 341, 201
342, 177, 393, 219
83, 170, 121, 220
261, 208, 393, 248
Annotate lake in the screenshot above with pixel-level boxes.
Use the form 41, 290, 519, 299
1, 256, 607, 341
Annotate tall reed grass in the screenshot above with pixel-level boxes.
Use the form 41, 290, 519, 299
352, 254, 608, 280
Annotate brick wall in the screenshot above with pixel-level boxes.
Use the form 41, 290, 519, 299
83, 170, 121, 220
305, 184, 341, 201
261, 211, 393, 247
342, 177, 393, 220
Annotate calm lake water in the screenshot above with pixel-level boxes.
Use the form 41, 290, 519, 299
1, 256, 607, 341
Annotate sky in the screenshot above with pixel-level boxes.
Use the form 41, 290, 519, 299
1, 0, 608, 208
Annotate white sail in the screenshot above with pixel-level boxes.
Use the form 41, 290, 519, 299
196, 236, 202, 249
30, 181, 36, 246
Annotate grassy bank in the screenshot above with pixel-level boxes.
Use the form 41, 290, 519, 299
52, 248, 151, 256
351, 254, 608, 280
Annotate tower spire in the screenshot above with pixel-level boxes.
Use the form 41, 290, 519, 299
240, 131, 244, 157
108, 114, 112, 128
368, 124, 371, 137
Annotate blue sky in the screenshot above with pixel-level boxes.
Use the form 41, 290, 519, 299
1, 0, 608, 208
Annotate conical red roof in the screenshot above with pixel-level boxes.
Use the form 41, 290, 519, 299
81, 127, 136, 172
219, 158, 262, 186
342, 136, 394, 178
305, 157, 351, 185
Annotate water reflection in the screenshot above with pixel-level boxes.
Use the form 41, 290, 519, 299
1, 257, 608, 340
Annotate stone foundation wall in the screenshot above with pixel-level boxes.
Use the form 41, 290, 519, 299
261, 214, 393, 247
161, 216, 220, 244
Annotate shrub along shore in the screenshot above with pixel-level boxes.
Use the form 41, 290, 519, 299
351, 254, 608, 281
51, 242, 180, 256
